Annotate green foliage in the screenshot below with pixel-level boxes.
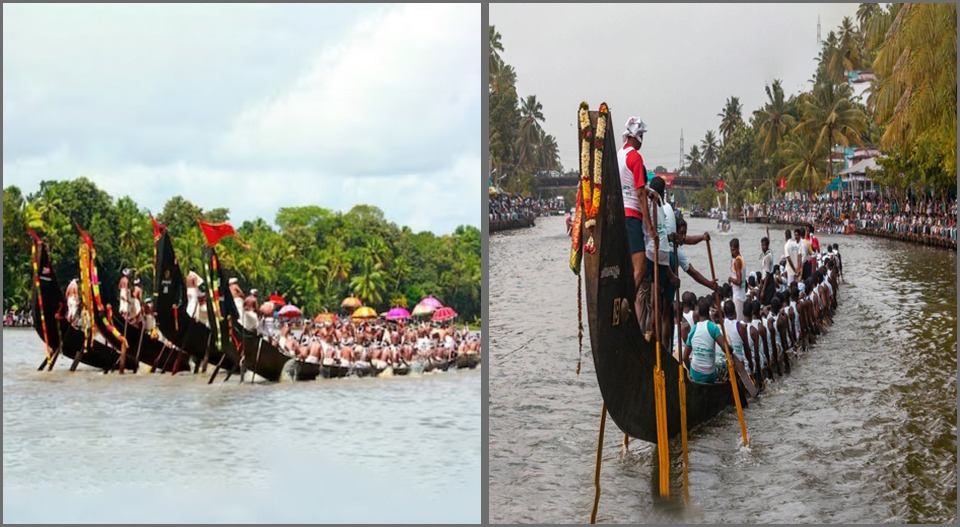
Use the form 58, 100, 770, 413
489, 26, 560, 191
2, 180, 482, 324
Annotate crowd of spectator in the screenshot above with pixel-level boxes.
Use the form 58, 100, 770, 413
744, 195, 957, 248
490, 194, 537, 232
4, 310, 34, 327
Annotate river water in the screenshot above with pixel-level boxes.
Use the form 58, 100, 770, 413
489, 215, 956, 524
2, 329, 481, 524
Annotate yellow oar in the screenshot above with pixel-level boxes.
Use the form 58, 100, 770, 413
705, 239, 749, 448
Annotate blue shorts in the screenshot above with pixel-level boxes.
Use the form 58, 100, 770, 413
626, 216, 645, 254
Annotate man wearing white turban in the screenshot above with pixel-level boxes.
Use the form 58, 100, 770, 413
617, 116, 655, 337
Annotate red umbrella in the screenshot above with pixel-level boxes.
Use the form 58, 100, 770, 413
269, 294, 286, 307
431, 307, 458, 322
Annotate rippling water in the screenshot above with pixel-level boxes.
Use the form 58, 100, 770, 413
3, 329, 480, 523
490, 216, 956, 524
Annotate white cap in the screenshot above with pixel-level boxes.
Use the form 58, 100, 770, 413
229, 277, 238, 285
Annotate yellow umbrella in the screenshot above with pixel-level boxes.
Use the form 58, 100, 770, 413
341, 296, 363, 309
351, 306, 377, 319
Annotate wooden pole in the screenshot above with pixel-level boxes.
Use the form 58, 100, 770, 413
590, 402, 607, 524
705, 239, 749, 447
652, 197, 670, 497
674, 240, 689, 502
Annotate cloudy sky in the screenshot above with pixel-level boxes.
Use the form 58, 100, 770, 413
490, 3, 861, 172
3, 3, 480, 234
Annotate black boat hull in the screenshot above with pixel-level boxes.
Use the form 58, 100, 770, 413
582, 109, 745, 443
32, 242, 122, 371
154, 231, 233, 370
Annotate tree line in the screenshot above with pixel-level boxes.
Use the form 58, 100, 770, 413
684, 3, 956, 212
3, 178, 481, 324
489, 25, 562, 196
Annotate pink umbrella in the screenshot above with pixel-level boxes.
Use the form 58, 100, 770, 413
419, 295, 443, 309
431, 306, 458, 322
278, 304, 302, 318
386, 307, 411, 320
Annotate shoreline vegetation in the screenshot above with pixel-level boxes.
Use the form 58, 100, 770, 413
3, 178, 481, 325
489, 5, 956, 223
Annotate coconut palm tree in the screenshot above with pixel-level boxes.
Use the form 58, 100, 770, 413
489, 26, 503, 76
701, 130, 720, 166
718, 96, 743, 144
537, 130, 560, 171
777, 133, 828, 194
870, 3, 957, 177
754, 79, 797, 156
685, 144, 703, 177
794, 81, 867, 179
516, 94, 545, 169
836, 16, 862, 72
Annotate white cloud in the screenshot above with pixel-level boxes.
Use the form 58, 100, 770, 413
3, 4, 480, 234
219, 3, 480, 177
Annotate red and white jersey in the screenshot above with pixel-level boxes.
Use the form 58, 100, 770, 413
617, 144, 646, 218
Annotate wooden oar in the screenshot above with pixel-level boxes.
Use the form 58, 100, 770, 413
673, 238, 689, 502
251, 336, 264, 384
207, 352, 226, 384
132, 321, 145, 373
118, 318, 128, 374
705, 238, 750, 447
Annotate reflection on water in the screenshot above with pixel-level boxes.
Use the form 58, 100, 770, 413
490, 216, 956, 524
3, 329, 480, 524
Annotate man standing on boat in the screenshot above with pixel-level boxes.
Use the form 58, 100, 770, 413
727, 238, 746, 321
118, 268, 131, 318
617, 116, 654, 335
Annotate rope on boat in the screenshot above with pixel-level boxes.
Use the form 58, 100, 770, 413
577, 271, 582, 375
590, 402, 607, 524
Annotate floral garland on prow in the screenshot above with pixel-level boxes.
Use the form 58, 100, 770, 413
580, 102, 608, 253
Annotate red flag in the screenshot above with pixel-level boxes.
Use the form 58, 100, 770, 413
717, 180, 725, 192
150, 214, 166, 240
198, 220, 237, 247
76, 224, 94, 248
778, 177, 787, 190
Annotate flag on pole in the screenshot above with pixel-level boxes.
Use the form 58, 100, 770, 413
150, 214, 166, 240
76, 224, 94, 248
717, 180, 725, 192
198, 220, 238, 247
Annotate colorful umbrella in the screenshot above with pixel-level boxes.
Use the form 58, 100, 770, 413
418, 295, 443, 309
314, 312, 338, 324
412, 303, 435, 317
268, 293, 286, 307
386, 307, 411, 320
432, 306, 458, 322
278, 304, 302, 318
341, 296, 363, 309
351, 306, 377, 319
